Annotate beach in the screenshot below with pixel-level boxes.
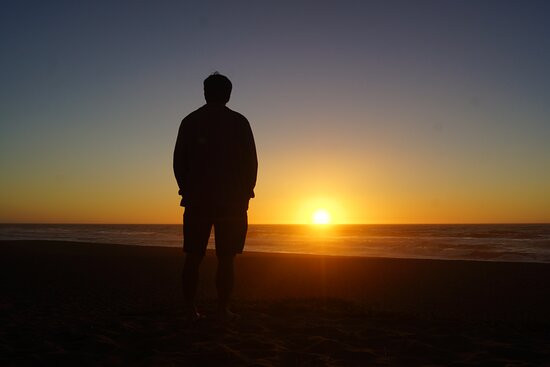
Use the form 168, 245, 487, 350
1, 240, 549, 365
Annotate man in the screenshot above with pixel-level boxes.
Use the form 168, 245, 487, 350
173, 73, 258, 321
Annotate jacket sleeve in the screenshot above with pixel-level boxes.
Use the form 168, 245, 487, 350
243, 118, 258, 198
173, 120, 187, 201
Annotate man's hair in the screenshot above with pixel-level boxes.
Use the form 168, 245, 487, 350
204, 72, 232, 104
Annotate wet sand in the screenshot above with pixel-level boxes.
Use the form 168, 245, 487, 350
1, 240, 549, 365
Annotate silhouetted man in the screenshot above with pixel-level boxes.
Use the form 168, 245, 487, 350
173, 73, 257, 321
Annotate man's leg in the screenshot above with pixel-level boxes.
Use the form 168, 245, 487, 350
216, 254, 236, 315
182, 206, 211, 319
214, 206, 247, 319
182, 252, 204, 317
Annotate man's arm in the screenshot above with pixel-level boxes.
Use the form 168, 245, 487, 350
243, 118, 258, 198
173, 120, 187, 203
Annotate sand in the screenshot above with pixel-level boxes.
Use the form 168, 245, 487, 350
1, 240, 549, 366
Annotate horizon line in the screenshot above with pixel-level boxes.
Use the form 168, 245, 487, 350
1, 222, 549, 226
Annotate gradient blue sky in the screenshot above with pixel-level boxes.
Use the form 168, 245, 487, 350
1, 0, 549, 223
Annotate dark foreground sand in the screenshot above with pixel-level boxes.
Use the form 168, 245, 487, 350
1, 240, 549, 366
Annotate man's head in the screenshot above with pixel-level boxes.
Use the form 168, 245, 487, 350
204, 72, 232, 104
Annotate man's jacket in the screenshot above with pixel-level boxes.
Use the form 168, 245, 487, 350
173, 104, 258, 209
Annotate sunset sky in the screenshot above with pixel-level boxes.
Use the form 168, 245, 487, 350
1, 1, 549, 224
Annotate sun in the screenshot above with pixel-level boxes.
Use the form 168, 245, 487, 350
312, 209, 331, 225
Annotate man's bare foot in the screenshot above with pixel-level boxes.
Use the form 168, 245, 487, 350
216, 308, 240, 322
182, 307, 204, 324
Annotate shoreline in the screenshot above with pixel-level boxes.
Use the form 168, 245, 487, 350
1, 239, 549, 265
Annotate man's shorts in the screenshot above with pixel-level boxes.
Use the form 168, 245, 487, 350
183, 205, 248, 256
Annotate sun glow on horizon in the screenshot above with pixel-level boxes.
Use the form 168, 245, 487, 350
312, 209, 331, 225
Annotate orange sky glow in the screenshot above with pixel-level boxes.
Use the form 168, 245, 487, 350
1, 2, 549, 224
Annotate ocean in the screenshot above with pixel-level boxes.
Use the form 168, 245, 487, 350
1, 223, 549, 263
